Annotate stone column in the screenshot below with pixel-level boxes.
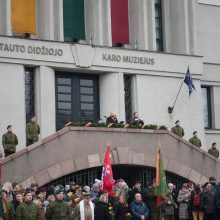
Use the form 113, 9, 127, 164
84, 0, 112, 46
37, 0, 55, 40
54, 0, 64, 41
99, 72, 125, 123
35, 66, 56, 139
163, 0, 197, 54
128, 0, 156, 50
0, 63, 25, 151
0, 0, 12, 36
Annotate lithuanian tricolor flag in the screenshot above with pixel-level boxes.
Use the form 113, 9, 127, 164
11, 0, 36, 34
155, 149, 168, 206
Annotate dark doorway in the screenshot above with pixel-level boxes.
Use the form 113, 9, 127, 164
56, 73, 99, 130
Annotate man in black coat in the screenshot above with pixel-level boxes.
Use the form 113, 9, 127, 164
106, 112, 118, 124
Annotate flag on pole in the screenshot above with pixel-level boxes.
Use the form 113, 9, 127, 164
101, 146, 115, 196
184, 67, 196, 96
11, 0, 36, 34
155, 149, 168, 206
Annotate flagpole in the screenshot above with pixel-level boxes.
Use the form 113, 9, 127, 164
168, 66, 190, 114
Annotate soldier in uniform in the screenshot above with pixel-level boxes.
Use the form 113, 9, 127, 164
208, 142, 219, 158
45, 189, 69, 220
16, 191, 40, 220
171, 120, 184, 138
189, 131, 202, 147
2, 190, 14, 220
2, 125, 18, 157
26, 116, 40, 146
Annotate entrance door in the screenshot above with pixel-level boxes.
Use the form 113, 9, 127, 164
56, 73, 99, 130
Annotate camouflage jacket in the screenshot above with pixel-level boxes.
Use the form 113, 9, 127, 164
45, 200, 69, 220
208, 147, 219, 158
2, 132, 18, 152
171, 126, 184, 137
26, 122, 40, 142
189, 137, 202, 147
16, 201, 40, 220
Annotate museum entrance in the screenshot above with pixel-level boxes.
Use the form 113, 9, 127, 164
45, 165, 189, 189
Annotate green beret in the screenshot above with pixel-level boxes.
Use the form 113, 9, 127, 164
55, 189, 63, 195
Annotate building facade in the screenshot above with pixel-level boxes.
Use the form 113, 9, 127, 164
0, 0, 220, 154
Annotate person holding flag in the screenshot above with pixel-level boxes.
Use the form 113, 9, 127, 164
155, 149, 177, 220
101, 146, 115, 197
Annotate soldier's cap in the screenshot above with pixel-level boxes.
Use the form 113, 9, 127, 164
212, 142, 216, 147
175, 120, 180, 124
55, 189, 63, 195
7, 125, 12, 129
64, 196, 72, 202
193, 131, 197, 135
115, 179, 122, 184
209, 177, 216, 181
37, 187, 47, 194
82, 191, 90, 197
24, 191, 32, 196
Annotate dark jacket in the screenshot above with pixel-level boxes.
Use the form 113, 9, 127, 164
203, 189, 215, 214
106, 117, 118, 124
215, 186, 220, 209
94, 201, 112, 220
114, 203, 129, 220
131, 118, 144, 127
189, 189, 205, 211
130, 200, 149, 220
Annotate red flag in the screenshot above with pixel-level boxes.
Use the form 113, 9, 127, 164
101, 146, 115, 196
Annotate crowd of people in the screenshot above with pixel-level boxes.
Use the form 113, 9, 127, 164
1, 176, 220, 220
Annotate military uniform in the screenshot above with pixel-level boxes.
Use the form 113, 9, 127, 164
171, 126, 184, 138
26, 122, 40, 146
189, 137, 202, 147
3, 200, 14, 220
2, 132, 18, 157
208, 147, 219, 158
45, 200, 69, 220
16, 201, 40, 220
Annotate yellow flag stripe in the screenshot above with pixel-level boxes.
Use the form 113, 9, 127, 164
11, 0, 36, 34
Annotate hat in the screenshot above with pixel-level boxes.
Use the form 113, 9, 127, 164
115, 179, 122, 184
64, 196, 72, 202
212, 143, 216, 147
82, 191, 90, 197
195, 184, 200, 189
24, 191, 32, 197
193, 131, 197, 135
55, 189, 63, 195
209, 177, 216, 181
182, 183, 188, 188
38, 187, 46, 193
7, 125, 12, 130
175, 120, 180, 124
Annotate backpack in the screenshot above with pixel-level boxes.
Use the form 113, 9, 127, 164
193, 191, 202, 206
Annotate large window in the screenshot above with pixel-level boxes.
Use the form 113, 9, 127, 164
155, 0, 163, 51
124, 75, 132, 124
56, 73, 99, 130
25, 69, 35, 123
201, 86, 212, 129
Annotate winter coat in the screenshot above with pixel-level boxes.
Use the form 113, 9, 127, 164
94, 201, 112, 220
130, 200, 149, 220
203, 189, 216, 214
189, 189, 205, 212
114, 203, 129, 220
177, 190, 191, 219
